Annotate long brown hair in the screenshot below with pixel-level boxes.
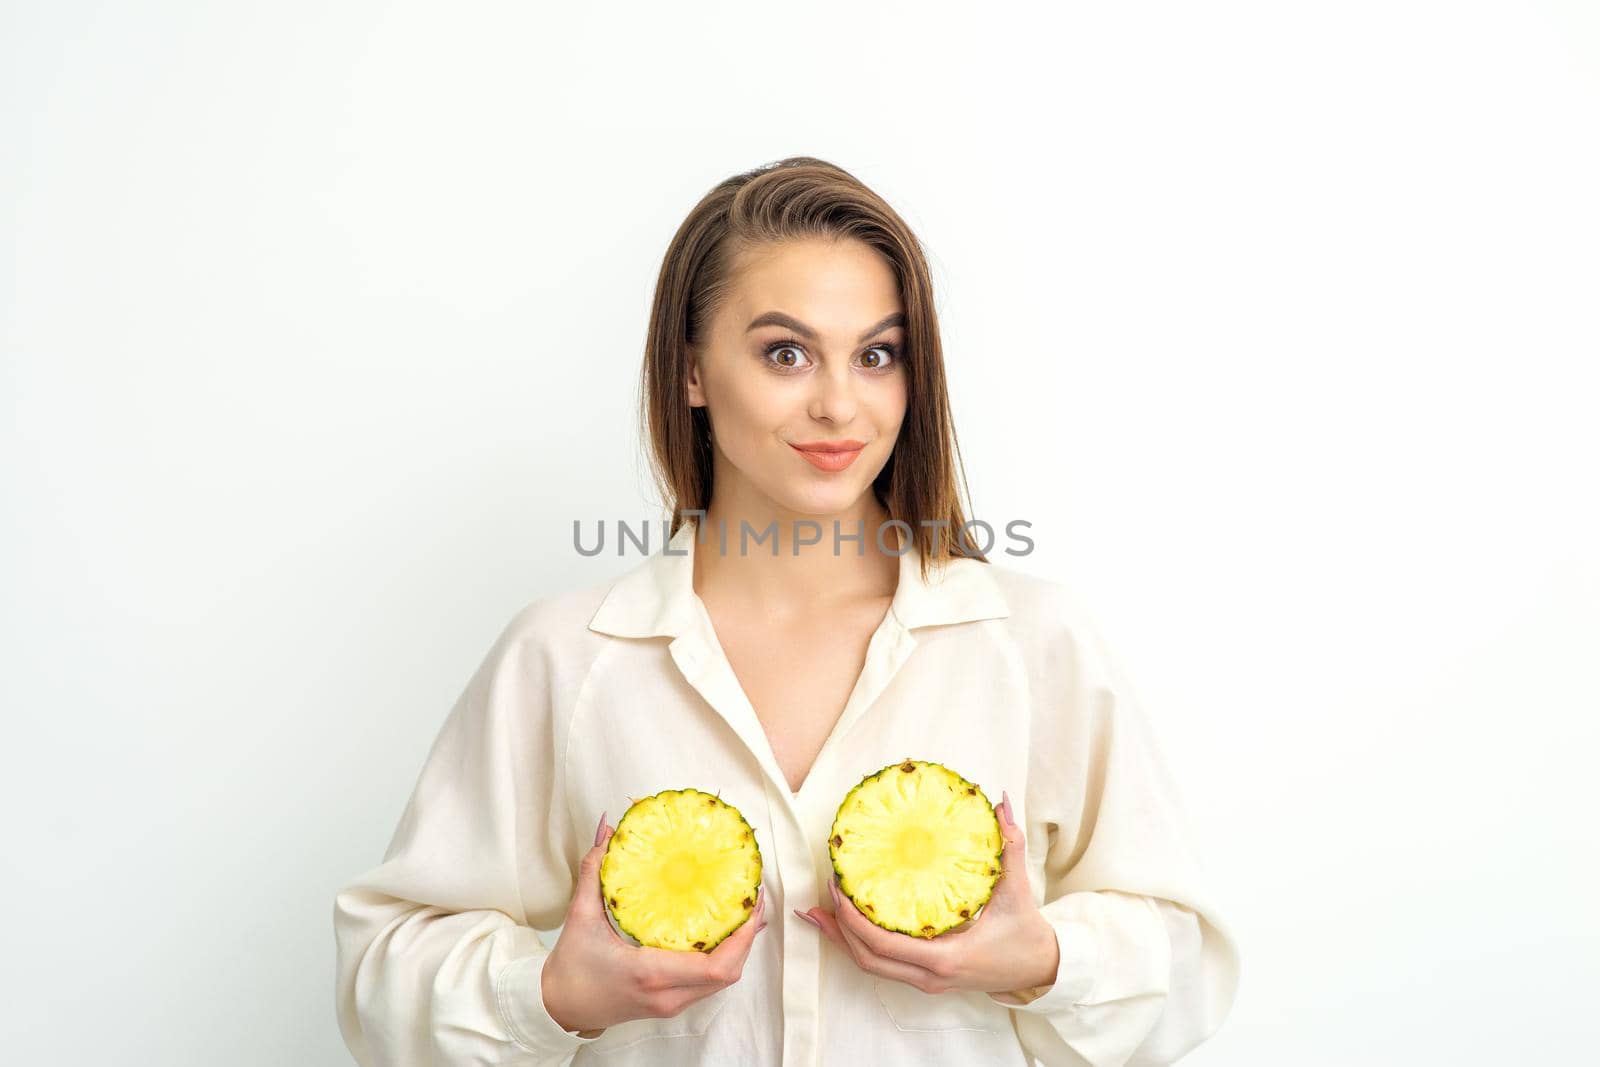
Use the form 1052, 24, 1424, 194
639, 156, 988, 580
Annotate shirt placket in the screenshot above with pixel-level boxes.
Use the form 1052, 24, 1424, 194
667, 599, 920, 1067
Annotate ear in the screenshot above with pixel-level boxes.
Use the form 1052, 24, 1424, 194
685, 350, 707, 408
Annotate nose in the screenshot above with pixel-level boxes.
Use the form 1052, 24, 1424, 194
807, 362, 857, 425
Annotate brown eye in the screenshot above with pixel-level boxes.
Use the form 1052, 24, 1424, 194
861, 344, 898, 370
762, 338, 812, 371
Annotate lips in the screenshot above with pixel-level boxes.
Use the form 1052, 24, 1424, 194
790, 440, 865, 472
790, 439, 866, 452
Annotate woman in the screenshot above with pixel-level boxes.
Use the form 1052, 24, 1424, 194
333, 157, 1240, 1066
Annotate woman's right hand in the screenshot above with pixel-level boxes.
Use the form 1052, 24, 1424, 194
539, 811, 769, 1036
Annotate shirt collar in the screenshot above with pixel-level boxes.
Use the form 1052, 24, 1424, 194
587, 520, 1011, 639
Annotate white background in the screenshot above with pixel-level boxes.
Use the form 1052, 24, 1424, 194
3, 1, 1596, 1063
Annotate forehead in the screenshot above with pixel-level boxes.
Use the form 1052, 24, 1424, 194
723, 238, 903, 328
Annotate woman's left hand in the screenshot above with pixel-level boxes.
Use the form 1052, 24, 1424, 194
795, 790, 1061, 997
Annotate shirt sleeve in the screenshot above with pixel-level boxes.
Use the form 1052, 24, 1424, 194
332, 604, 606, 1065
986, 591, 1242, 1067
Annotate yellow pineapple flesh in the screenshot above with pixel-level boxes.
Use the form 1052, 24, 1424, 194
599, 788, 763, 952
829, 759, 1004, 938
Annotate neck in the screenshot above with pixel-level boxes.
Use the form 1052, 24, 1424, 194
692, 495, 902, 611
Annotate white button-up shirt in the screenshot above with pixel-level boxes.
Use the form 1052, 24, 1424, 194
333, 520, 1241, 1066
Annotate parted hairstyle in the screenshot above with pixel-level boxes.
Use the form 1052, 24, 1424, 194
639, 155, 989, 580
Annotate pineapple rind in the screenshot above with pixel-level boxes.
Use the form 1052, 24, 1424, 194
828, 759, 1005, 939
599, 787, 763, 953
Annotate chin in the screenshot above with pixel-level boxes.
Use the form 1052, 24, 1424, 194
777, 482, 873, 521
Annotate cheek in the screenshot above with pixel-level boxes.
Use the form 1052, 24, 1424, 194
709, 373, 791, 447
870, 377, 909, 433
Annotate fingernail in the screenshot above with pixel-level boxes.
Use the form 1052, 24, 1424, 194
794, 909, 822, 929
594, 811, 608, 846
1000, 791, 1013, 828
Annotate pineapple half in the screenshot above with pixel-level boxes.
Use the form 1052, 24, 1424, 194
828, 759, 1004, 939
599, 788, 763, 953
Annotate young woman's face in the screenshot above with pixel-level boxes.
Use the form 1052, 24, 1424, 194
687, 237, 909, 522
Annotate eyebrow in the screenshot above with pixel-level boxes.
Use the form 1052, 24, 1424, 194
745, 310, 906, 343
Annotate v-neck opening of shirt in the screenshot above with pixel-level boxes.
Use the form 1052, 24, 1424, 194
689, 587, 906, 806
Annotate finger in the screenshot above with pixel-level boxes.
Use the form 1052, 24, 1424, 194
703, 888, 767, 970
707, 885, 768, 958
572, 819, 623, 932
633, 887, 767, 987
994, 791, 1032, 904
654, 978, 734, 1018
829, 878, 952, 971
828, 902, 945, 989
801, 905, 843, 946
